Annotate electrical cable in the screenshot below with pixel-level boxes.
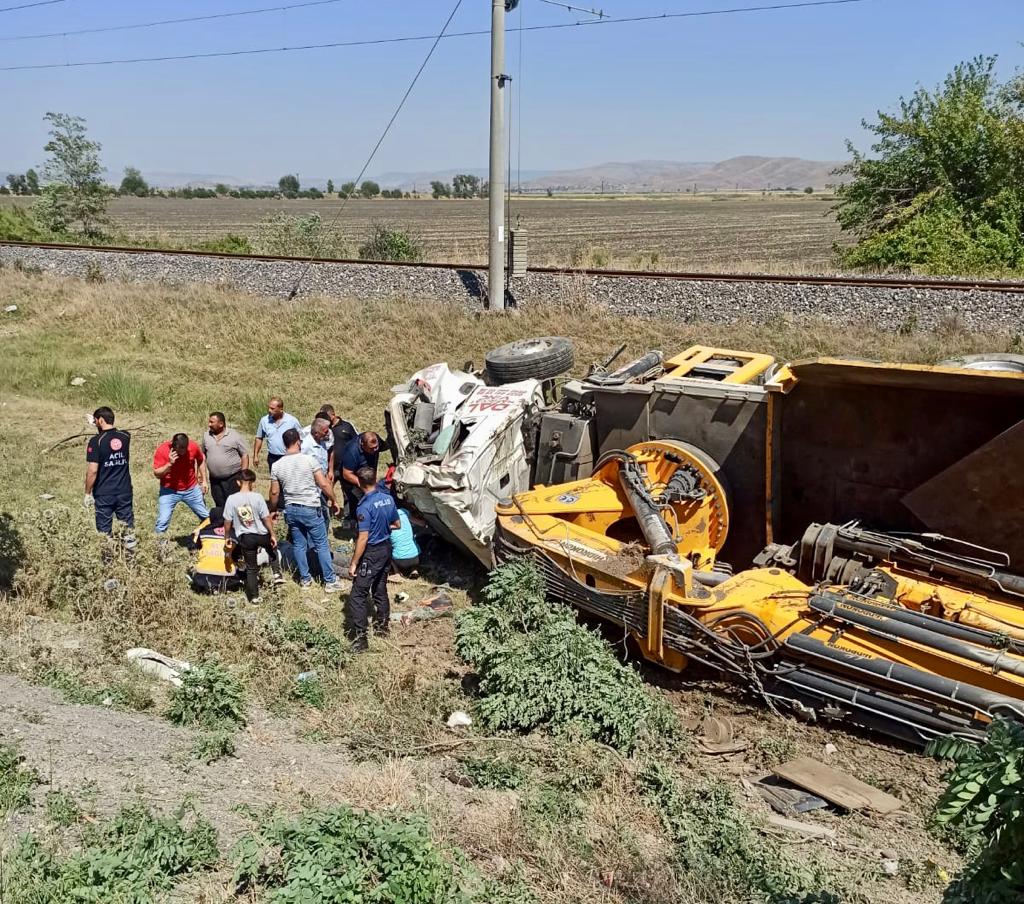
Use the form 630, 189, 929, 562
0, 0, 64, 11
538, 0, 607, 18
284, 0, 465, 300
1, 0, 345, 42
0, 0, 869, 71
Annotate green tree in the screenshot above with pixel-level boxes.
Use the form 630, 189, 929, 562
430, 180, 451, 199
339, 181, 356, 198
326, 178, 335, 194
804, 186, 814, 194
358, 180, 380, 199
119, 166, 149, 197
33, 112, 111, 236
214, 183, 229, 195
6, 174, 27, 195
834, 56, 1024, 275
278, 174, 300, 196
24, 169, 40, 194
452, 173, 481, 199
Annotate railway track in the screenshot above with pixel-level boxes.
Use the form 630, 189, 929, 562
4, 239, 1024, 294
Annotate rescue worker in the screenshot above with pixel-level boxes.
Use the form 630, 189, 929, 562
84, 406, 136, 559
346, 466, 399, 652
189, 507, 242, 594
340, 431, 385, 528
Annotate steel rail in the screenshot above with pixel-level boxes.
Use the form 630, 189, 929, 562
4, 239, 1024, 294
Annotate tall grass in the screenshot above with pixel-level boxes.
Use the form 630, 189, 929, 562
93, 367, 154, 412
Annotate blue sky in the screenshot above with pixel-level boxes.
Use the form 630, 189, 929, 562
2, 0, 1022, 182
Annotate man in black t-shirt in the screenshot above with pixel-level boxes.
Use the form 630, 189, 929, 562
85, 406, 136, 554
318, 404, 358, 516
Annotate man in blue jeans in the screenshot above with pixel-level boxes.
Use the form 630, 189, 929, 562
152, 433, 209, 548
269, 427, 341, 591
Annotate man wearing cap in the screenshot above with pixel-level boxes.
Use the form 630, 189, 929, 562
252, 397, 301, 472
346, 466, 399, 652
201, 412, 250, 508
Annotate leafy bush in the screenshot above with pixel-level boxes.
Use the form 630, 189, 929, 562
233, 806, 464, 902
461, 756, 525, 790
196, 232, 252, 254
166, 659, 246, 729
252, 211, 348, 258
44, 790, 83, 827
0, 743, 40, 815
835, 56, 1024, 275
928, 720, 1024, 903
455, 561, 679, 753
638, 761, 842, 903
2, 800, 219, 901
358, 223, 423, 262
276, 617, 348, 669
38, 665, 154, 711
0, 206, 52, 242
191, 729, 237, 764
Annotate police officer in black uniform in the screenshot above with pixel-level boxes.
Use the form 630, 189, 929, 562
346, 466, 399, 652
84, 406, 136, 558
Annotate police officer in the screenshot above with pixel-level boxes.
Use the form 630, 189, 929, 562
84, 406, 136, 559
346, 466, 399, 652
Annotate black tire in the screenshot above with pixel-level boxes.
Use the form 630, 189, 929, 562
937, 353, 1024, 373
485, 336, 575, 383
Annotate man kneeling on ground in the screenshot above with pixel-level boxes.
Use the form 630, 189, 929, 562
223, 468, 283, 603
347, 466, 399, 652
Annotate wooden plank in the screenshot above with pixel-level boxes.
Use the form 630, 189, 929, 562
765, 814, 837, 839
772, 756, 901, 814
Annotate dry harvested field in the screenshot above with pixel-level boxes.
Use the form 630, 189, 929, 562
2, 193, 843, 272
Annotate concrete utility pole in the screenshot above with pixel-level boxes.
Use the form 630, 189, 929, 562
488, 0, 516, 311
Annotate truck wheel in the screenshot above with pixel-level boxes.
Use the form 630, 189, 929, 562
937, 353, 1024, 373
485, 336, 575, 383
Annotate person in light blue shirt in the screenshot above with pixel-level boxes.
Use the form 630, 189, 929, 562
301, 417, 333, 527
390, 508, 420, 575
252, 397, 301, 472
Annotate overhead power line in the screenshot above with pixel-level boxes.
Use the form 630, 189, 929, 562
538, 0, 608, 18
285, 0, 465, 300
0, 0, 65, 12
1, 0, 345, 42
0, 0, 868, 71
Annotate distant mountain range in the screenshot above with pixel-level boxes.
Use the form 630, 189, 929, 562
1, 156, 845, 193
520, 156, 845, 192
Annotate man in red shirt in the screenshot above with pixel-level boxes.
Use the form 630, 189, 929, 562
153, 432, 210, 536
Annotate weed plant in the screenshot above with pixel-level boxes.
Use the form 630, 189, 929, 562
456, 560, 679, 753
2, 800, 219, 902
0, 742, 40, 815
166, 659, 246, 728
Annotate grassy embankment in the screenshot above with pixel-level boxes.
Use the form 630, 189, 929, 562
0, 268, 1002, 902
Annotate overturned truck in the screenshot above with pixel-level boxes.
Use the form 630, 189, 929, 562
391, 339, 1024, 746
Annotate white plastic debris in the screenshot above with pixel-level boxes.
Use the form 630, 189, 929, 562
881, 860, 900, 876
823, 742, 838, 757
3, 305, 16, 313
126, 648, 191, 687
69, 376, 86, 386
39, 493, 55, 500
446, 710, 473, 729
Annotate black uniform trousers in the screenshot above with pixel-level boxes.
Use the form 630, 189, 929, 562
237, 532, 281, 602
346, 541, 392, 643
210, 472, 242, 509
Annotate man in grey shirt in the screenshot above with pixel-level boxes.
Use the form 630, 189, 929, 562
202, 412, 250, 508
223, 469, 282, 603
269, 428, 340, 591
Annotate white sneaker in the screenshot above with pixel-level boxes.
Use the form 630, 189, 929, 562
324, 581, 342, 594
300, 579, 314, 590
